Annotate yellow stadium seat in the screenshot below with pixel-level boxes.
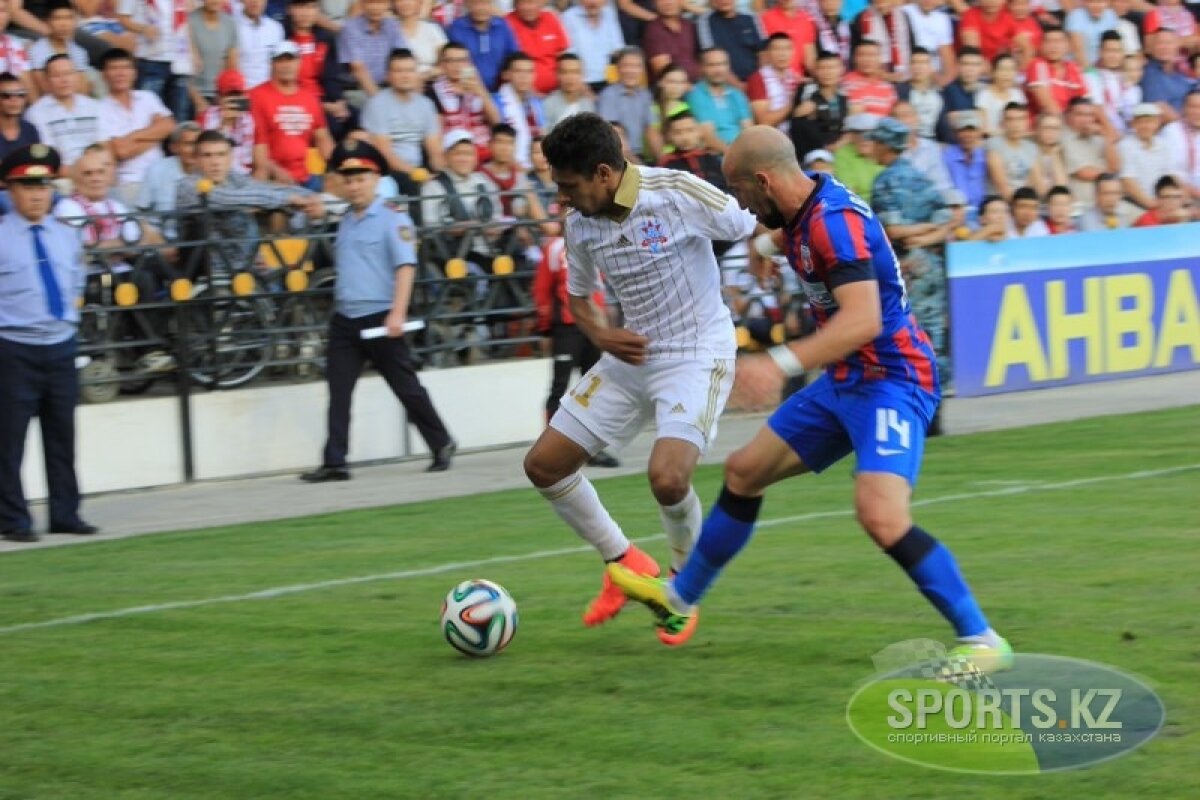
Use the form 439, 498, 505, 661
445, 258, 468, 279
259, 238, 313, 271
306, 148, 326, 177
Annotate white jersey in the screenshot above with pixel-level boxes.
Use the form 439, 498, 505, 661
565, 166, 756, 361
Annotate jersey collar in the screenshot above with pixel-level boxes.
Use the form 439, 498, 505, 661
606, 161, 640, 222
786, 171, 825, 232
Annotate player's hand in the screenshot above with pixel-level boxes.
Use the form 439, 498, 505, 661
735, 352, 786, 404
598, 328, 649, 365
384, 309, 407, 338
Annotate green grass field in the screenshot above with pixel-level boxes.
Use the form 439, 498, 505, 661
1, 407, 1198, 800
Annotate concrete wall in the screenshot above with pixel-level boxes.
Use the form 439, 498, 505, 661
21, 359, 549, 500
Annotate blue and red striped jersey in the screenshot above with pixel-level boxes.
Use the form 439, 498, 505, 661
783, 173, 940, 396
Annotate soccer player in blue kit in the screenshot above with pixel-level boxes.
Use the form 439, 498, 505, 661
610, 126, 1013, 671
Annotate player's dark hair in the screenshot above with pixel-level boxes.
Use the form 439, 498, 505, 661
541, 112, 624, 177
99, 48, 135, 69
1154, 175, 1180, 194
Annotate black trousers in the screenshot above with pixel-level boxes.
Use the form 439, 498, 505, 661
0, 336, 81, 531
322, 312, 452, 468
545, 324, 601, 418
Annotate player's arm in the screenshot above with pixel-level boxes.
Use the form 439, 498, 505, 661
567, 293, 648, 365
769, 278, 883, 374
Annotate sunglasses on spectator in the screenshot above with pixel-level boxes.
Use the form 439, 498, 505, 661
0, 90, 27, 98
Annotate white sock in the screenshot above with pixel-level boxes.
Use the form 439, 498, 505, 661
957, 628, 1005, 648
659, 486, 702, 572
538, 472, 629, 561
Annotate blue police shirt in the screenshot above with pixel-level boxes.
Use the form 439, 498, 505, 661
0, 211, 84, 345
335, 196, 418, 319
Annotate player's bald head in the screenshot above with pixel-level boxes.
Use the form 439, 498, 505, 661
724, 126, 802, 182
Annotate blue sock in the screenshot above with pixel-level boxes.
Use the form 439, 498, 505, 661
672, 486, 762, 606
886, 526, 989, 638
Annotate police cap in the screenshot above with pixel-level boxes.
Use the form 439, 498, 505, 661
1, 143, 62, 184
328, 139, 386, 175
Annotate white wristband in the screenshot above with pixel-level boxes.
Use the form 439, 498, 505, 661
768, 345, 804, 377
753, 232, 780, 258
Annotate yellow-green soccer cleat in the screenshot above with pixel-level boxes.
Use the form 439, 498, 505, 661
947, 637, 1015, 674
605, 563, 699, 646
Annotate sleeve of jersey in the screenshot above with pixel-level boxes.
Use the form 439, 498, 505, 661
564, 221, 598, 298
809, 208, 876, 289
675, 172, 757, 242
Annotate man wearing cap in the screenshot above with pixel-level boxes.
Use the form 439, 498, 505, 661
869, 116, 952, 393
301, 140, 456, 482
199, 70, 256, 176
26, 53, 104, 168
250, 40, 334, 189
0, 144, 97, 542
833, 113, 884, 202
1118, 102, 1180, 212
941, 111, 988, 219
802, 148, 834, 174
418, 128, 503, 269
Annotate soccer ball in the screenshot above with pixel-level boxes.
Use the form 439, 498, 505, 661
440, 579, 518, 658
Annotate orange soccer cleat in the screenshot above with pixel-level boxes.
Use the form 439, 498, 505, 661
583, 545, 660, 626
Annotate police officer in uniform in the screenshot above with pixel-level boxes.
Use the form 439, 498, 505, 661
868, 117, 952, 434
0, 144, 98, 542
301, 140, 456, 481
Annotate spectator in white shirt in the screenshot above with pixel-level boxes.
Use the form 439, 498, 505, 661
1118, 102, 1180, 211
98, 48, 176, 205
236, 0, 285, 89
25, 54, 105, 167
902, 0, 955, 81
117, 0, 191, 119
561, 0, 625, 92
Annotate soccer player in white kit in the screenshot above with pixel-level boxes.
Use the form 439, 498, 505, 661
522, 113, 757, 645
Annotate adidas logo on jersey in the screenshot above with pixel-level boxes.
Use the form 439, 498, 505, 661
615, 234, 633, 248
669, 403, 686, 414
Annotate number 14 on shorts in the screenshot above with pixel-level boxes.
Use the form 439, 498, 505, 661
876, 408, 911, 456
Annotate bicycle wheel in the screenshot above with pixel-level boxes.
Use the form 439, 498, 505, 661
180, 285, 275, 389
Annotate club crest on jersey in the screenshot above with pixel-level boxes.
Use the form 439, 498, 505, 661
799, 243, 814, 275
639, 218, 669, 254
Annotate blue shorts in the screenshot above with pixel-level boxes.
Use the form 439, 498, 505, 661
767, 374, 940, 485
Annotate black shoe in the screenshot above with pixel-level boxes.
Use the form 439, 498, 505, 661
2, 528, 39, 542
426, 440, 457, 472
300, 465, 351, 482
49, 521, 99, 535
588, 451, 621, 468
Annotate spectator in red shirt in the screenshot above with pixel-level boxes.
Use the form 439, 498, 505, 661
250, 41, 335, 189
643, 0, 700, 81
841, 40, 897, 117
1134, 176, 1192, 226
746, 33, 801, 130
506, 0, 571, 96
1025, 28, 1087, 116
960, 0, 1018, 64
760, 0, 816, 78
1007, 0, 1044, 70
286, 0, 351, 139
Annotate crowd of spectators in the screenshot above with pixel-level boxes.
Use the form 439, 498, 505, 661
0, 0, 1196, 354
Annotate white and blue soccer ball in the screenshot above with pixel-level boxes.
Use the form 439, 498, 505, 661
440, 579, 518, 658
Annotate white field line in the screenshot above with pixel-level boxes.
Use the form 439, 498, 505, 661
0, 463, 1196, 637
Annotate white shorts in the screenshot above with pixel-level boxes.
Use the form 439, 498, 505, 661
550, 354, 735, 455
